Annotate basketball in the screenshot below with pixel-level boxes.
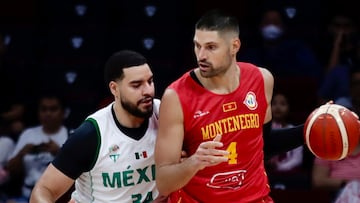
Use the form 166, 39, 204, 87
304, 103, 360, 160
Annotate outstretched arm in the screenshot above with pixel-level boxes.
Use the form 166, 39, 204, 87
30, 163, 74, 203
263, 123, 305, 160
263, 100, 360, 160
259, 66, 305, 160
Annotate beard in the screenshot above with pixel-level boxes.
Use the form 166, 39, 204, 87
198, 54, 233, 78
121, 97, 154, 118
199, 63, 231, 78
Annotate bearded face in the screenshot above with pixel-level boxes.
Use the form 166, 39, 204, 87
120, 96, 154, 118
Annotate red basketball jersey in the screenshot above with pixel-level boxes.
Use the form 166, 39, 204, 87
168, 62, 272, 203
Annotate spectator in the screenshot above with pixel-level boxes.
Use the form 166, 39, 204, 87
317, 13, 358, 106
5, 91, 68, 201
0, 126, 15, 201
312, 144, 360, 202
334, 180, 360, 203
318, 12, 358, 73
0, 33, 32, 167
343, 65, 360, 115
0, 134, 14, 184
239, 7, 322, 79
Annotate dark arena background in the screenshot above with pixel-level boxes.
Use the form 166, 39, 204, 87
0, 1, 358, 202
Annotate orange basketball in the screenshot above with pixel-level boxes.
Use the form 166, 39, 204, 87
304, 103, 360, 160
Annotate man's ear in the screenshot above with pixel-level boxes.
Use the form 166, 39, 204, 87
109, 81, 119, 98
232, 38, 241, 55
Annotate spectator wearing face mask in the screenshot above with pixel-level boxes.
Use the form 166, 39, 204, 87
239, 7, 322, 80
316, 13, 358, 107
316, 12, 358, 73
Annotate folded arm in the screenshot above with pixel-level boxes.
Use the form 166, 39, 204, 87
155, 89, 228, 196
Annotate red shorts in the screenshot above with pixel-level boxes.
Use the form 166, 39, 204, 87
167, 189, 274, 203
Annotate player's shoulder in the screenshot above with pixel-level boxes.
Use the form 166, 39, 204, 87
257, 66, 274, 82
87, 102, 113, 120
69, 120, 98, 139
162, 88, 183, 108
159, 88, 182, 114
163, 87, 179, 98
238, 61, 273, 80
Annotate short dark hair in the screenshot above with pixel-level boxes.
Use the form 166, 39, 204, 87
104, 50, 147, 85
195, 9, 239, 36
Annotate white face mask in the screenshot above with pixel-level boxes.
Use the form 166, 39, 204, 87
261, 24, 283, 40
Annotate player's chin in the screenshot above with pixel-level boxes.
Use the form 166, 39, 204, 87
140, 103, 153, 114
140, 100, 153, 109
140, 108, 153, 118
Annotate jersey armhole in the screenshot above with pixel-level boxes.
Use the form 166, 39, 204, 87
86, 118, 102, 169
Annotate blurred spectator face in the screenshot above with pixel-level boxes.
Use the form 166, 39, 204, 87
38, 98, 64, 132
260, 10, 284, 41
271, 93, 290, 122
329, 15, 355, 37
328, 14, 358, 59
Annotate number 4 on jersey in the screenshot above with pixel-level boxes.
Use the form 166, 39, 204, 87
226, 142, 238, 164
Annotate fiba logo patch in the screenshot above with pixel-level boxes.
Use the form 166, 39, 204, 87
243, 92, 258, 110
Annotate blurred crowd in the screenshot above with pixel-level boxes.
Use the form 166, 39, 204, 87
0, 0, 359, 202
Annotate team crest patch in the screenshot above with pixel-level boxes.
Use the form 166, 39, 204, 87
243, 92, 258, 110
109, 144, 120, 163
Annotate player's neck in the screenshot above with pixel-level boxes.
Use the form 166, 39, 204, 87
112, 103, 145, 128
197, 63, 240, 94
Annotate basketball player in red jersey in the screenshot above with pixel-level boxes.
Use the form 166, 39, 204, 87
155, 9, 359, 201
155, 9, 275, 202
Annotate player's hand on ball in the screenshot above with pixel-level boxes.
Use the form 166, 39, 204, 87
326, 100, 360, 127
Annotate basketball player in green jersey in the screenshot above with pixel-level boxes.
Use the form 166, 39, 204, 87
30, 50, 165, 202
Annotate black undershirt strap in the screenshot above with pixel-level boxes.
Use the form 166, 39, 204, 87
190, 70, 203, 87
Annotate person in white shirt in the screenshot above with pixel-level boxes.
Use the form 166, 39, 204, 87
6, 91, 68, 201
